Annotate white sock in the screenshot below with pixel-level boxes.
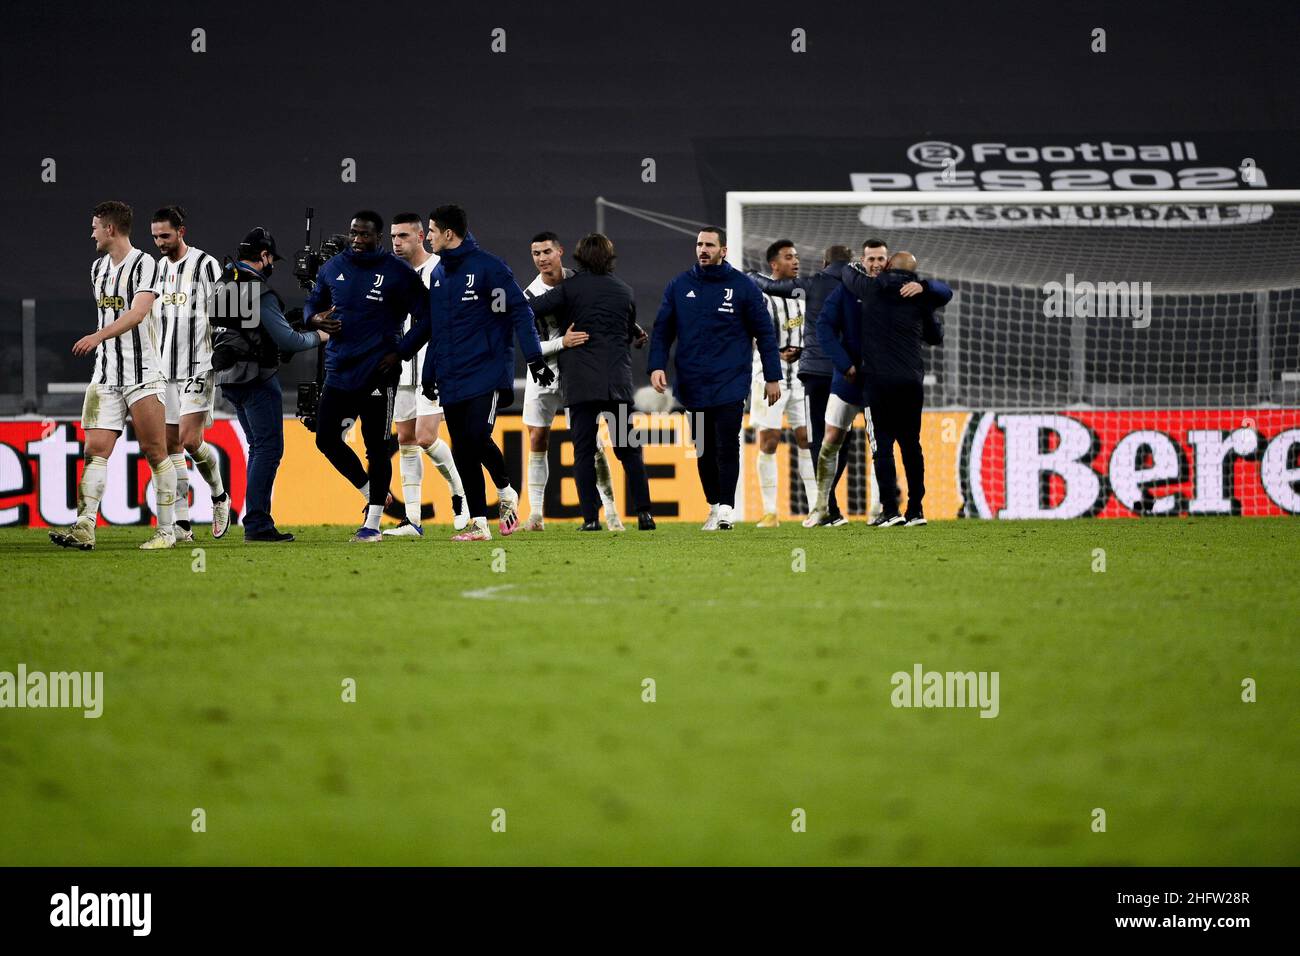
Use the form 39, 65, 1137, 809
797, 447, 817, 512
77, 456, 109, 526
425, 438, 464, 498
527, 451, 547, 518
169, 453, 190, 525
869, 464, 881, 515
365, 504, 383, 531
756, 450, 778, 514
815, 439, 843, 514
474, 516, 491, 536
499, 482, 517, 502
191, 441, 224, 498
357, 481, 370, 503
594, 439, 617, 513
151, 457, 177, 530
399, 444, 423, 523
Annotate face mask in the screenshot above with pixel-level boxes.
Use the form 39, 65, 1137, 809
261, 258, 274, 278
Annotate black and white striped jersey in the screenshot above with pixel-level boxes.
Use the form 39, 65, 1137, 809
401, 254, 440, 388
154, 246, 221, 380
755, 290, 806, 385
523, 268, 574, 395
90, 248, 160, 388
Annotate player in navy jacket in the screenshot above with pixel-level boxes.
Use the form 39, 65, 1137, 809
304, 210, 429, 543
395, 204, 552, 541
838, 253, 952, 526
647, 226, 781, 530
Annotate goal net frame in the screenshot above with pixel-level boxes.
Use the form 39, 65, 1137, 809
725, 190, 1300, 518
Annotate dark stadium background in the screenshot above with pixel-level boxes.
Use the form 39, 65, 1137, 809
2, 0, 1298, 410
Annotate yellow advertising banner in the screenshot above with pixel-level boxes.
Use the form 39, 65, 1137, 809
272, 411, 971, 525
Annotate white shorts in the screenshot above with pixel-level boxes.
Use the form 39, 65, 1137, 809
82, 380, 165, 433
165, 376, 215, 427
825, 393, 876, 451
749, 374, 806, 431
393, 385, 443, 423
522, 382, 565, 429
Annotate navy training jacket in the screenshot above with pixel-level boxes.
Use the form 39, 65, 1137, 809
397, 233, 544, 406
646, 261, 781, 409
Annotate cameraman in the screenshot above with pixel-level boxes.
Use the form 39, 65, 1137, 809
304, 210, 430, 542
213, 228, 335, 543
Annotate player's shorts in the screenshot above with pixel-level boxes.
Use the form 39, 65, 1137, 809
749, 374, 806, 431
825, 393, 876, 451
164, 376, 215, 427
522, 380, 565, 428
82, 379, 165, 433
393, 385, 443, 423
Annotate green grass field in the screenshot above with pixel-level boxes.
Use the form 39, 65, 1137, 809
0, 518, 1296, 866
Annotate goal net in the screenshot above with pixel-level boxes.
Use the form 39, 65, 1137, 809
728, 190, 1300, 518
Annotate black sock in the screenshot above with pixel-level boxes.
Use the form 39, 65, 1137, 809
176, 519, 191, 531
212, 492, 228, 503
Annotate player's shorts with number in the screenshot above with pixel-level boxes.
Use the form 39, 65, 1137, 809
749, 371, 806, 431
393, 384, 442, 423
81, 379, 165, 433
522, 380, 566, 429
824, 393, 876, 452
164, 376, 214, 427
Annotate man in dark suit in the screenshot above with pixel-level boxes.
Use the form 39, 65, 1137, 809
521, 233, 655, 531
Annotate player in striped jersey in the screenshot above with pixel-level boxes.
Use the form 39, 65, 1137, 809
149, 206, 232, 541
748, 240, 817, 528
49, 201, 177, 551
520, 232, 623, 531
384, 212, 468, 536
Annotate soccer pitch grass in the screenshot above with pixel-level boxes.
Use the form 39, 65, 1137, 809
0, 518, 1295, 866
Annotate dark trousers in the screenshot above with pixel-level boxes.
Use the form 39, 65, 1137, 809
442, 390, 510, 518
221, 376, 284, 537
803, 374, 849, 517
570, 400, 652, 523
314, 380, 396, 507
688, 400, 745, 507
869, 380, 925, 516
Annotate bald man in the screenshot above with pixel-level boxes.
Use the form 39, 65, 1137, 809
838, 251, 951, 525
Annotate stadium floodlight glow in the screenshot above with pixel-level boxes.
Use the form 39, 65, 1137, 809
727, 190, 1300, 518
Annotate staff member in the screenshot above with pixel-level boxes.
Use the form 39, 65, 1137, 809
395, 204, 554, 542
648, 226, 781, 531
305, 210, 430, 543
521, 233, 656, 531
839, 251, 950, 526
212, 228, 335, 542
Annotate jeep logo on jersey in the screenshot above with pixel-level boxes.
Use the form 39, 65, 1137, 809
97, 296, 126, 309
159, 293, 188, 305
462, 273, 479, 302
907, 141, 965, 169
